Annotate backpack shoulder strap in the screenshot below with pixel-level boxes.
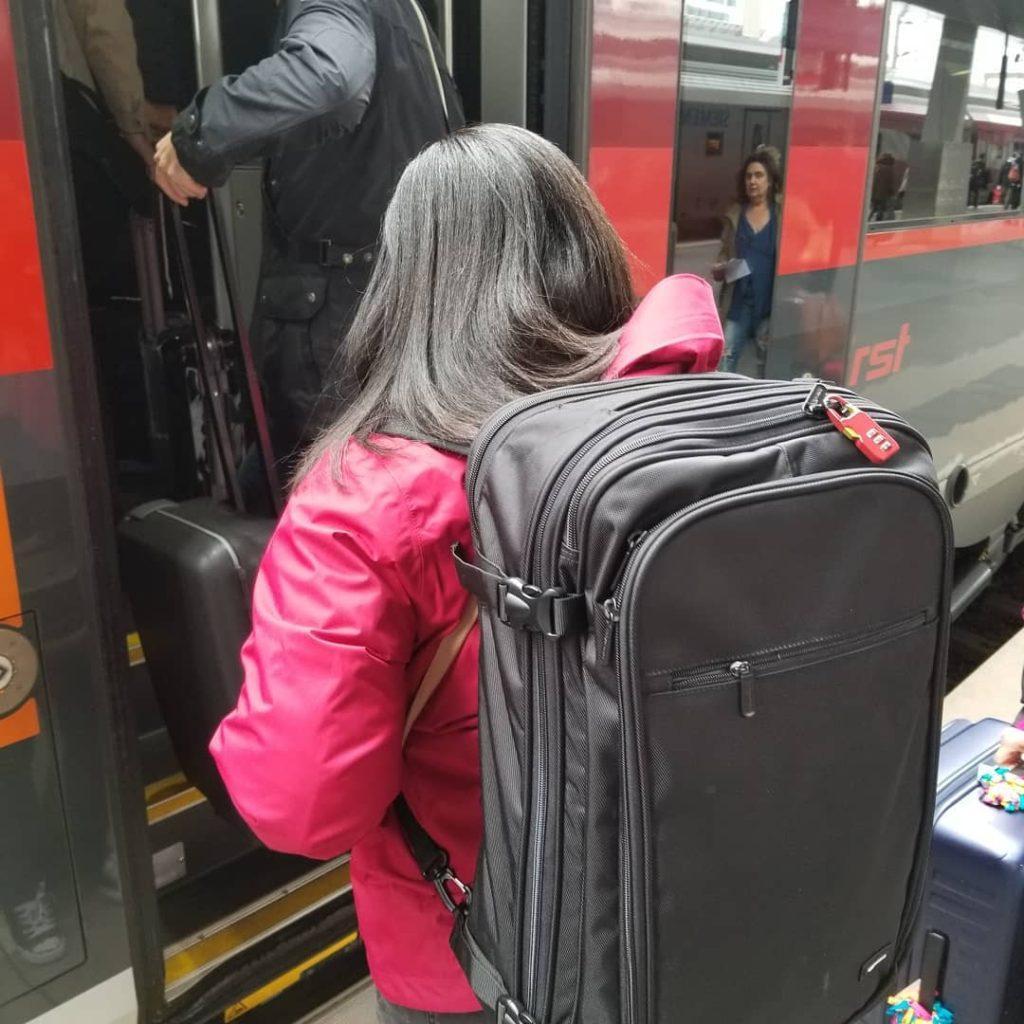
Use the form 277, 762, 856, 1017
403, 598, 478, 742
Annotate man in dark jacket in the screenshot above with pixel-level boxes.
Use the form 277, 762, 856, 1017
153, 0, 463, 472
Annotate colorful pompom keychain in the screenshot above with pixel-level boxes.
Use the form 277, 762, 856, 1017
885, 997, 954, 1023
978, 764, 1024, 812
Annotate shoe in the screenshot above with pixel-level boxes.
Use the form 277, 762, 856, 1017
9, 883, 67, 966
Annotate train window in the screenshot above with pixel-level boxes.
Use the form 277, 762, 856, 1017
871, 2, 1024, 228
673, 0, 794, 378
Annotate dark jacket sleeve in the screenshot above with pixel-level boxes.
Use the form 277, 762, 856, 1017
171, 0, 376, 187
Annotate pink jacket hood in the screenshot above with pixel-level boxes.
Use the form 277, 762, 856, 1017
210, 273, 723, 1012
606, 273, 723, 379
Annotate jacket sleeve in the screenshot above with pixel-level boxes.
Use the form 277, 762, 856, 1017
65, 0, 148, 138
172, 0, 376, 187
210, 455, 419, 860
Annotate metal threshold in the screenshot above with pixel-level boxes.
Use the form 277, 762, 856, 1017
164, 857, 352, 1000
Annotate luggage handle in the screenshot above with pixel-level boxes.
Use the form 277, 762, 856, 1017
207, 197, 283, 514
168, 201, 247, 512
167, 198, 283, 515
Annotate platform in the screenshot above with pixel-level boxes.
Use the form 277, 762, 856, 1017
943, 626, 1023, 726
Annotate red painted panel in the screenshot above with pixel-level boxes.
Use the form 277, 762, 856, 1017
0, 0, 22, 140
777, 0, 886, 277
588, 0, 684, 296
864, 218, 1024, 262
0, 141, 54, 375
0, 0, 53, 376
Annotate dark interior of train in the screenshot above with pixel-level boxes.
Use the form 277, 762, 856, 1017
58, 1, 489, 1013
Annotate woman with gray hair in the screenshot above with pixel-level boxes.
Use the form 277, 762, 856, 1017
208, 123, 723, 1021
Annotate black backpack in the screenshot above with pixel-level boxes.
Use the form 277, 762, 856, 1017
399, 374, 952, 1024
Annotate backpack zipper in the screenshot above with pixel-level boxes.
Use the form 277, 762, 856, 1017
592, 411, 924, 644
564, 408, 805, 545
661, 610, 932, 717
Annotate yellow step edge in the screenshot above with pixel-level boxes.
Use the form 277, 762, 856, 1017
145, 772, 190, 806
148, 786, 207, 825
165, 862, 352, 988
223, 930, 360, 1022
127, 631, 146, 667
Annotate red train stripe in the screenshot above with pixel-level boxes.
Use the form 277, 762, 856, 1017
0, 0, 54, 377
864, 217, 1024, 262
776, 0, 886, 277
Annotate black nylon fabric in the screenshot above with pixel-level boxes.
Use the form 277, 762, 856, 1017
457, 375, 952, 1024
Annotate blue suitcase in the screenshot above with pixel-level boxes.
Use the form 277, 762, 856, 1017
865, 718, 1024, 1022
920, 718, 1024, 1022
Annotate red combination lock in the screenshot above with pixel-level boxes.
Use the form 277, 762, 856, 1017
824, 396, 900, 464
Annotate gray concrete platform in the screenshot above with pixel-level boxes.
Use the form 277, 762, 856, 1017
943, 626, 1023, 726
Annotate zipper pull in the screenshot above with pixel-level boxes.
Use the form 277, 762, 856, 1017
599, 531, 649, 665
598, 598, 619, 664
802, 380, 830, 418
730, 660, 756, 718
823, 395, 900, 464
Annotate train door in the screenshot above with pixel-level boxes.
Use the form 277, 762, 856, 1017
2, 2, 688, 1023
672, 0, 795, 376
1, 0, 139, 1018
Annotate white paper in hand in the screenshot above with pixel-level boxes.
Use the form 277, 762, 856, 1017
724, 258, 751, 284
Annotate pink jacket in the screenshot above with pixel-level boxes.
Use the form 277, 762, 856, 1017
210, 275, 724, 1012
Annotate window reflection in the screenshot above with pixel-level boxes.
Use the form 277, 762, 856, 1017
674, 0, 792, 377
874, 2, 1024, 226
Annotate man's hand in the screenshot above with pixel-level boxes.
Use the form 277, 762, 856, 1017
995, 728, 1024, 772
154, 133, 208, 207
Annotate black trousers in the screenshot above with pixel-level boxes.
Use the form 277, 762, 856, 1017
0, 739, 50, 912
250, 255, 374, 468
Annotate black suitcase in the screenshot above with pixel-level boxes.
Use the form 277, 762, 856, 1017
119, 200, 281, 815
405, 373, 953, 1024
120, 498, 272, 813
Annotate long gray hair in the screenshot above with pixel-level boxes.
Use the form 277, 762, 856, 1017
298, 123, 634, 479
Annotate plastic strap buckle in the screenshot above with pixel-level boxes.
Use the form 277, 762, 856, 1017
496, 997, 537, 1024
497, 578, 563, 637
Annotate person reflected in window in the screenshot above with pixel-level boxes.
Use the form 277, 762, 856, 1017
1002, 153, 1022, 211
871, 152, 898, 222
968, 158, 989, 209
712, 146, 782, 378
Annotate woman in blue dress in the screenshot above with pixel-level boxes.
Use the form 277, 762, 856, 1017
712, 146, 782, 377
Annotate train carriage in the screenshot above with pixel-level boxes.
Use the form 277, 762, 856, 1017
0, 1, 1021, 1023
